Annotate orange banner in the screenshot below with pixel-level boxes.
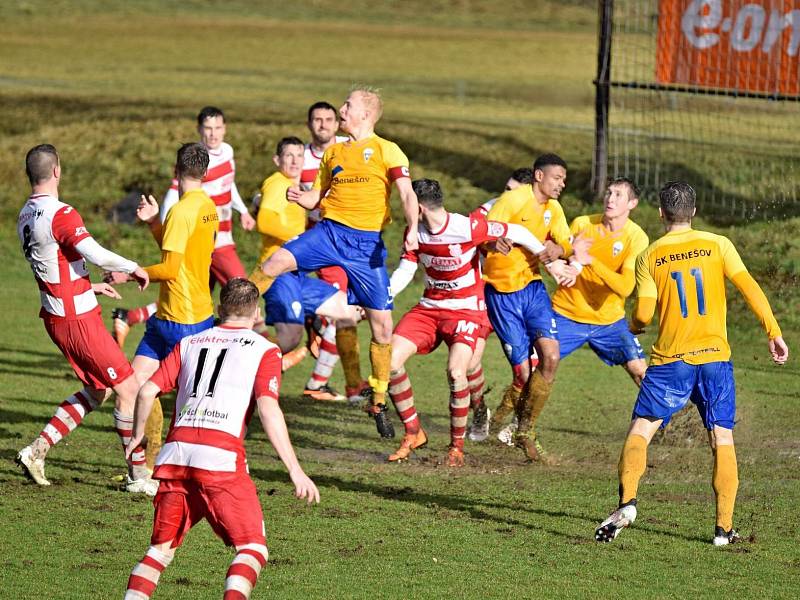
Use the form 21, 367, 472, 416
657, 0, 800, 95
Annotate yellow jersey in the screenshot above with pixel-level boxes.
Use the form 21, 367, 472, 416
256, 171, 306, 264
314, 134, 409, 232
157, 189, 218, 324
483, 185, 572, 293
636, 228, 777, 365
552, 214, 649, 325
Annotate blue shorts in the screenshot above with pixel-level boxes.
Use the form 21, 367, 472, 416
485, 280, 558, 367
264, 272, 339, 325
633, 360, 736, 429
135, 315, 215, 361
555, 313, 644, 366
283, 219, 392, 310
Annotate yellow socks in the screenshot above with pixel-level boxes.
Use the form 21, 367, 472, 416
516, 370, 553, 436
618, 433, 648, 504
713, 444, 739, 531
248, 268, 275, 295
368, 341, 391, 406
491, 384, 522, 432
336, 326, 362, 391
144, 398, 164, 471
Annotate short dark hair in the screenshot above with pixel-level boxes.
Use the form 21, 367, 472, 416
276, 136, 305, 156
176, 142, 209, 180
219, 278, 260, 320
25, 144, 59, 185
659, 181, 696, 223
610, 176, 640, 199
197, 106, 225, 126
307, 101, 338, 122
412, 178, 444, 208
509, 167, 533, 185
533, 153, 567, 173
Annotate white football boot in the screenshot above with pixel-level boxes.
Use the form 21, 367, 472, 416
126, 475, 159, 497
16, 445, 51, 486
712, 526, 742, 547
595, 501, 638, 542
497, 416, 518, 446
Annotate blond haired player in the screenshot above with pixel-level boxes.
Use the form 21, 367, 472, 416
595, 181, 788, 546
552, 177, 649, 383
123, 279, 319, 600
257, 86, 419, 439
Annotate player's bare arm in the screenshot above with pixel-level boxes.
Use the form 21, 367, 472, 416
286, 186, 321, 210
256, 396, 320, 504
92, 282, 122, 299
396, 177, 419, 251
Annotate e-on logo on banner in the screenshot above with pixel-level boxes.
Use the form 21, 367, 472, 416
656, 0, 800, 95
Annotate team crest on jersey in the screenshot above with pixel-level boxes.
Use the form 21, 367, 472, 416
487, 222, 505, 237
291, 301, 302, 319
363, 148, 374, 162
543, 210, 552, 227
612, 241, 624, 256
269, 376, 279, 395
448, 244, 463, 257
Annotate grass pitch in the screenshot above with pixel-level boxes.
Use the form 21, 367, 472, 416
1, 3, 799, 599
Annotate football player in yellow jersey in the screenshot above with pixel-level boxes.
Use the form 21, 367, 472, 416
483, 153, 574, 461
552, 177, 649, 384
107, 143, 219, 490
596, 181, 789, 546
256, 87, 419, 439
251, 136, 360, 401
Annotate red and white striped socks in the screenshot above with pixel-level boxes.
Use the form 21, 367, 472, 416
449, 375, 470, 450
128, 303, 157, 325
114, 409, 148, 479
34, 390, 99, 457
305, 323, 340, 391
389, 367, 420, 434
467, 366, 485, 410
223, 543, 268, 599
124, 546, 173, 599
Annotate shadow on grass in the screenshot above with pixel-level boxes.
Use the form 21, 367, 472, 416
249, 466, 708, 544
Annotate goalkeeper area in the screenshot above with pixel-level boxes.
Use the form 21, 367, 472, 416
599, 0, 800, 221
0, 1, 798, 598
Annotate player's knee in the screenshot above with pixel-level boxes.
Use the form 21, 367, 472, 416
710, 426, 734, 448
625, 359, 647, 385
368, 313, 392, 344
86, 386, 112, 407
512, 362, 530, 389
262, 250, 294, 278
447, 366, 466, 383
279, 329, 303, 353
537, 349, 560, 377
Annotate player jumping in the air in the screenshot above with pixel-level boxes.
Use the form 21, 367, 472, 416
123, 278, 319, 600
16, 144, 152, 491
387, 179, 574, 466
595, 181, 788, 546
107, 143, 219, 479
256, 86, 419, 439
253, 136, 362, 398
112, 106, 254, 348
551, 177, 649, 383
483, 154, 575, 461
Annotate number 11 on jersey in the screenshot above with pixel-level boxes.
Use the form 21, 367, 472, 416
670, 268, 706, 318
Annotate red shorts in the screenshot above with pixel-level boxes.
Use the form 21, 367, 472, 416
210, 245, 247, 289
394, 305, 488, 355
151, 476, 266, 549
317, 265, 348, 291
44, 312, 134, 389
478, 322, 493, 340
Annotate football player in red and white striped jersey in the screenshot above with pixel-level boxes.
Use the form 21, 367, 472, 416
15, 144, 154, 492
386, 179, 573, 466
112, 106, 255, 348
124, 278, 318, 600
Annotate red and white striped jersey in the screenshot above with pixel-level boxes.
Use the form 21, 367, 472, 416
17, 193, 97, 321
165, 142, 243, 249
402, 211, 509, 312
150, 325, 282, 483
303, 137, 349, 224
